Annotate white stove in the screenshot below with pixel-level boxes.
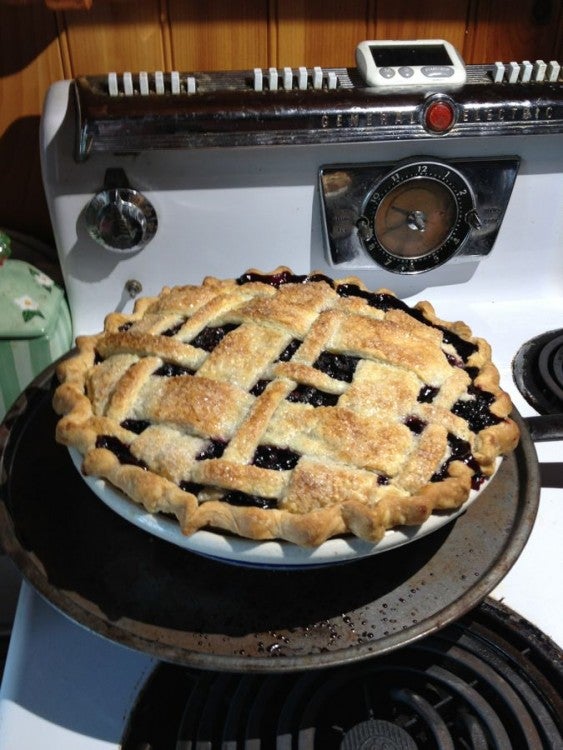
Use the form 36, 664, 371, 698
0, 41, 562, 748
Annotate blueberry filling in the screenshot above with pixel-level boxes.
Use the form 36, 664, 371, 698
196, 439, 227, 461
223, 491, 278, 509
287, 385, 339, 407
238, 275, 478, 364
179, 482, 277, 509
452, 386, 502, 432
248, 341, 302, 397
378, 475, 390, 486
446, 352, 464, 368
103, 276, 492, 513
432, 433, 485, 490
250, 379, 270, 396
336, 283, 478, 363
190, 324, 239, 352
418, 385, 439, 403
153, 363, 195, 377
180, 480, 203, 495
278, 339, 302, 362
118, 322, 134, 332
441, 330, 477, 363
313, 352, 359, 382
405, 416, 427, 434
253, 445, 301, 470
237, 271, 335, 289
160, 320, 185, 337
337, 285, 407, 312
95, 435, 148, 469
120, 419, 151, 434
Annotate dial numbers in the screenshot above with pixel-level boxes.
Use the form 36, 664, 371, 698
361, 161, 476, 274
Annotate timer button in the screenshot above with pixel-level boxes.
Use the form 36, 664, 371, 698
421, 65, 454, 79
379, 67, 395, 79
398, 66, 414, 78
424, 99, 456, 133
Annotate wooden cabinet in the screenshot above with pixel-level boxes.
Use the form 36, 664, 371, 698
0, 0, 561, 244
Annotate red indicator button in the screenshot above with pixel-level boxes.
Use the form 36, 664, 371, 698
425, 100, 455, 133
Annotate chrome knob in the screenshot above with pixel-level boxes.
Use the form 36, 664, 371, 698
85, 187, 157, 253
356, 216, 373, 241
125, 279, 143, 298
465, 207, 483, 231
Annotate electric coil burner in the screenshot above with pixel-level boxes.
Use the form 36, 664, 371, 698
513, 330, 563, 415
0, 39, 562, 750
122, 602, 562, 750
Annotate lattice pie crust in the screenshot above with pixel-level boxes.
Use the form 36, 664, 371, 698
53, 269, 519, 546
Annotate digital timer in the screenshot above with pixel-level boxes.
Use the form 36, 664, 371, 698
356, 39, 467, 89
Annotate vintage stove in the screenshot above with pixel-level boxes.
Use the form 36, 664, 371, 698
0, 40, 562, 749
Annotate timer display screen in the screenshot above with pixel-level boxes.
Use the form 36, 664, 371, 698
369, 44, 453, 68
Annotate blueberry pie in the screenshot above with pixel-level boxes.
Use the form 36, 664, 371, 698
53, 268, 519, 546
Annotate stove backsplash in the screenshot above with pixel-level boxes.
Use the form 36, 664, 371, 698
40, 62, 562, 340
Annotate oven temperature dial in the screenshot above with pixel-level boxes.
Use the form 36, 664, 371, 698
85, 188, 157, 253
359, 159, 480, 273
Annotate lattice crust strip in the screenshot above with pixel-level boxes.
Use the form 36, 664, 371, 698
53, 268, 519, 546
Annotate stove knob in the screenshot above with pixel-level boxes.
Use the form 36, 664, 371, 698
466, 207, 483, 230
85, 188, 157, 253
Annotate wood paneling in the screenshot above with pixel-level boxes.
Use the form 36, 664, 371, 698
0, 3, 63, 125
275, 0, 368, 68
62, 1, 166, 75
168, 0, 270, 70
466, 0, 562, 63
372, 0, 469, 56
0, 2, 64, 242
0, 0, 561, 244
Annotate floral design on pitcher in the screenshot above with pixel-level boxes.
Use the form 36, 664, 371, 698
30, 267, 55, 292
14, 295, 46, 323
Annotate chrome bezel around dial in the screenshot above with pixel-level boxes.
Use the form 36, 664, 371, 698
359, 159, 476, 274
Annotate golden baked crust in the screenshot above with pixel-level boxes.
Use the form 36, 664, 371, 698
53, 268, 519, 547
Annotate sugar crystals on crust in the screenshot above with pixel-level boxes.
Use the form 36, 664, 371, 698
53, 268, 519, 547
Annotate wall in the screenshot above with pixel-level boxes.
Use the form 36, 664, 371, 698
0, 0, 561, 246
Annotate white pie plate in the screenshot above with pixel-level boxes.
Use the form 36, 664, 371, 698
69, 447, 497, 569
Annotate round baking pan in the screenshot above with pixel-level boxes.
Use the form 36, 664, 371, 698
0, 365, 540, 672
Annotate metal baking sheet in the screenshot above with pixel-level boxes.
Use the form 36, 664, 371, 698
0, 365, 540, 672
